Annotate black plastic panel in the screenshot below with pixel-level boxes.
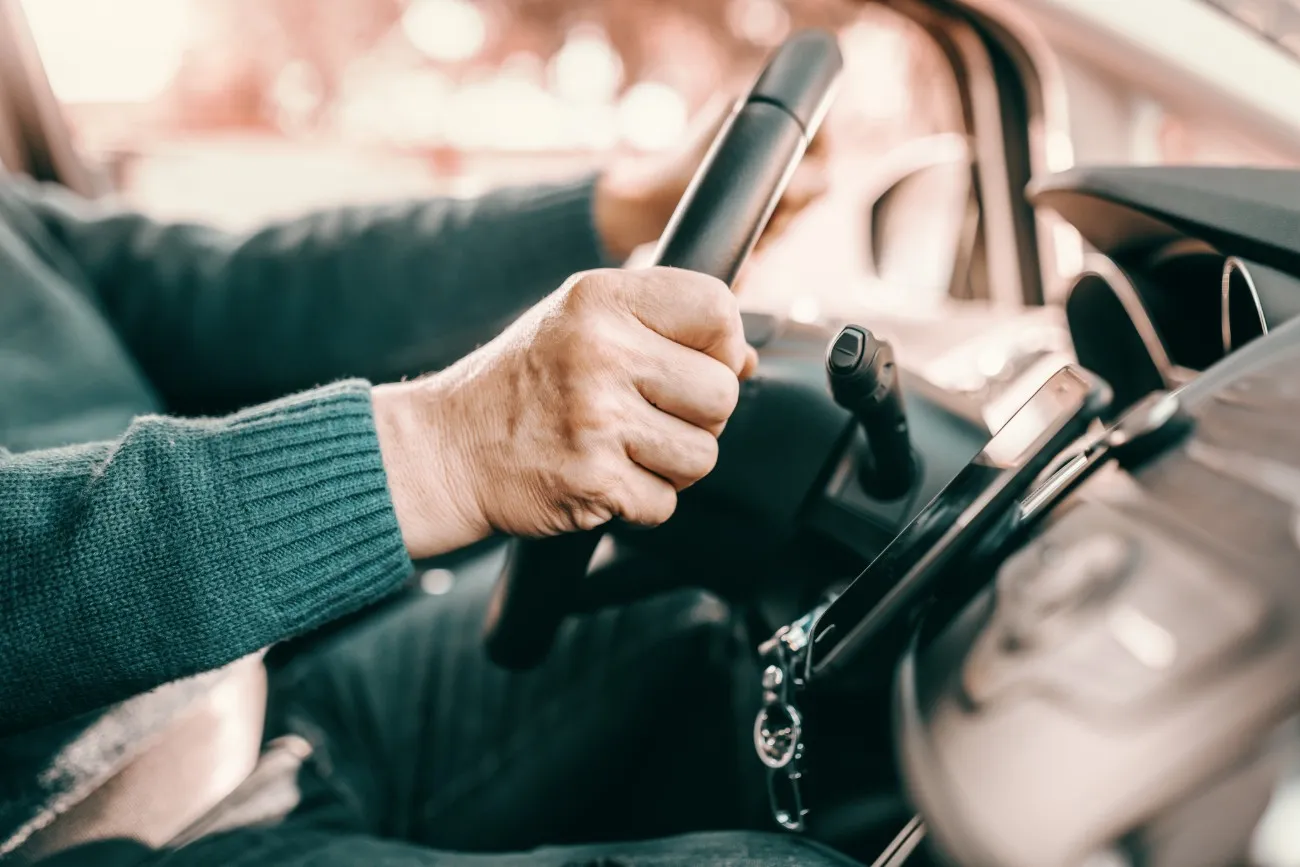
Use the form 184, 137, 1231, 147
1139, 250, 1225, 370
1226, 258, 1300, 351
1064, 270, 1168, 417
1029, 166, 1300, 278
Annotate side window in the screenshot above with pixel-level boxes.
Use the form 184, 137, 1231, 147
23, 0, 969, 321
1055, 49, 1298, 169
1040, 46, 1299, 307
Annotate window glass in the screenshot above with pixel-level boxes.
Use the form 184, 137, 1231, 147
1055, 43, 1298, 171
1199, 0, 1300, 59
1042, 45, 1299, 301
23, 0, 968, 323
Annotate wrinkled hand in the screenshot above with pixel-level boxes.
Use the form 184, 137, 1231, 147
594, 94, 830, 262
373, 268, 757, 559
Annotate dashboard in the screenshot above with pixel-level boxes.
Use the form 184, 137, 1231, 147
1033, 166, 1300, 418
748, 165, 1300, 866
893, 166, 1300, 866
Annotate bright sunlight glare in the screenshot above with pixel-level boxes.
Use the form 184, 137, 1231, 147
402, 0, 488, 64
617, 82, 687, 151
21, 0, 191, 104
726, 0, 791, 47
548, 26, 623, 104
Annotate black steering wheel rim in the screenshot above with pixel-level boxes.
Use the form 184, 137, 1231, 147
483, 29, 844, 670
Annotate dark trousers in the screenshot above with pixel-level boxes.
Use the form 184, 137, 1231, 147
47, 560, 859, 866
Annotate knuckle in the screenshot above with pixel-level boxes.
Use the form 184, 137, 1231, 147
698, 293, 742, 354
573, 393, 622, 444
569, 505, 612, 533
685, 433, 720, 481
646, 265, 685, 289
542, 461, 616, 533
648, 431, 719, 491
607, 473, 677, 527
648, 492, 677, 526
562, 269, 616, 310
568, 459, 621, 507
700, 367, 741, 422
563, 342, 625, 407
703, 281, 738, 323
557, 269, 590, 299
632, 485, 677, 527
605, 478, 640, 522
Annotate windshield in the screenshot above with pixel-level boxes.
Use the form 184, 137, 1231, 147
22, 0, 1295, 346
1201, 0, 1300, 59
23, 0, 969, 331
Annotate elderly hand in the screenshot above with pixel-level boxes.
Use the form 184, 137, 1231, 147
593, 94, 830, 263
373, 267, 757, 559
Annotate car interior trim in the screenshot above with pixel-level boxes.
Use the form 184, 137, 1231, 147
949, 19, 1025, 309
1222, 257, 1270, 356
1145, 237, 1220, 269
1071, 253, 1180, 385
908, 0, 1082, 299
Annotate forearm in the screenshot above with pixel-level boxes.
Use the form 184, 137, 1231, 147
0, 381, 412, 736
3, 177, 612, 415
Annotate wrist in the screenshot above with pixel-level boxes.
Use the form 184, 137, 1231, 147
371, 379, 489, 559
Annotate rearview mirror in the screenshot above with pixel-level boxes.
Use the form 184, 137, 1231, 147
864, 133, 976, 302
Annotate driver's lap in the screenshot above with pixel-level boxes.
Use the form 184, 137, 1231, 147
151, 828, 859, 866
39, 566, 855, 865
259, 574, 766, 849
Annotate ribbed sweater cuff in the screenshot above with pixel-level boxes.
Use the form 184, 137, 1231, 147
216, 380, 412, 636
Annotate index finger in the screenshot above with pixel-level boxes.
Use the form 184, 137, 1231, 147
622, 267, 750, 376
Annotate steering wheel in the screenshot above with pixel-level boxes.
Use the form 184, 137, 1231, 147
483, 30, 844, 670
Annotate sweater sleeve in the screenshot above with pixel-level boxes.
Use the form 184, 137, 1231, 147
0, 380, 412, 737
2, 176, 613, 416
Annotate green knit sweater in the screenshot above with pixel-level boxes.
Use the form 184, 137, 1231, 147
0, 173, 608, 848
